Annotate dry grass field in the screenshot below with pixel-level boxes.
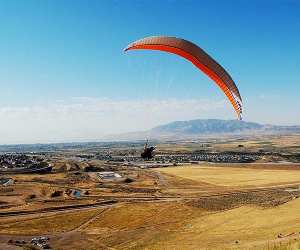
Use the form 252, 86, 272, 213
1, 135, 300, 249
0, 208, 101, 235
140, 199, 300, 250
157, 165, 300, 187
2, 200, 300, 249
1, 163, 300, 249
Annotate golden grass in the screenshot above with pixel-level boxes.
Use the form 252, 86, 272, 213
157, 165, 300, 187
83, 202, 200, 249
1, 198, 300, 249
75, 199, 300, 250
146, 199, 300, 250
0, 208, 101, 234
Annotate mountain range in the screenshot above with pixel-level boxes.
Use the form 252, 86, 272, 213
106, 119, 300, 140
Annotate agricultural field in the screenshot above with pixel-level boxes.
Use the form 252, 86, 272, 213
157, 164, 300, 187
1, 136, 300, 249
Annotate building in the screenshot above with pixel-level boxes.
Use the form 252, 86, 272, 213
97, 171, 122, 180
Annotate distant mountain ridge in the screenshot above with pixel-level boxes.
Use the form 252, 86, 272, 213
105, 119, 300, 140
151, 119, 300, 135
151, 119, 264, 134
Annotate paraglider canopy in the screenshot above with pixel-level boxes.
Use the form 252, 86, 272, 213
124, 36, 243, 120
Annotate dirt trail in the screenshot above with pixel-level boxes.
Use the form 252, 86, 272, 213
72, 207, 110, 232
0, 200, 115, 218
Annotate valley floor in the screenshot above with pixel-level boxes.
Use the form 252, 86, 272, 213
2, 164, 300, 249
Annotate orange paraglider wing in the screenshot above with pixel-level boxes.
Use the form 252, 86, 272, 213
124, 36, 243, 120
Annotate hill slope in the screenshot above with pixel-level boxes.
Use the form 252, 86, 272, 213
152, 119, 264, 134
106, 119, 300, 140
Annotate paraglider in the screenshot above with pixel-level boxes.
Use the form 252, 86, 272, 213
141, 140, 155, 160
124, 36, 243, 120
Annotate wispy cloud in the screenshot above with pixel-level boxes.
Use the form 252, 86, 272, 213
0, 97, 226, 144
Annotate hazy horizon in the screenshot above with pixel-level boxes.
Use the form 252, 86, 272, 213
0, 1, 299, 144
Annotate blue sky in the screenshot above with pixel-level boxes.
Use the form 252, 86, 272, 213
0, 0, 299, 143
